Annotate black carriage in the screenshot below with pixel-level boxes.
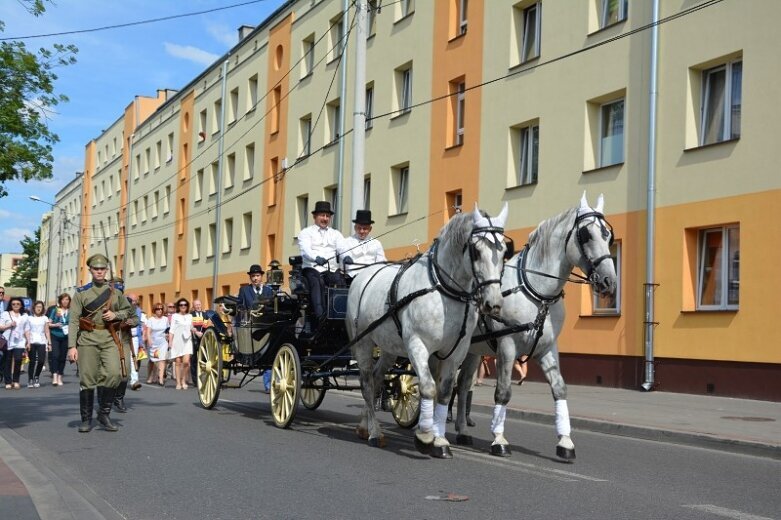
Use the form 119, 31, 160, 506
196, 257, 420, 429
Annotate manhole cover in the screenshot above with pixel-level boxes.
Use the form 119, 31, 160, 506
721, 416, 776, 422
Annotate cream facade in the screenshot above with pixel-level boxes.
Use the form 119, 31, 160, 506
44, 0, 779, 400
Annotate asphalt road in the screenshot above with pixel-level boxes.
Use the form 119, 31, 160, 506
1, 370, 779, 520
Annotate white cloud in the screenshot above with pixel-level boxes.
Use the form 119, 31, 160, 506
163, 42, 219, 67
0, 227, 34, 253
207, 22, 238, 48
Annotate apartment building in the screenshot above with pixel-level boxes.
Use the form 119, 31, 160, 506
49, 0, 779, 400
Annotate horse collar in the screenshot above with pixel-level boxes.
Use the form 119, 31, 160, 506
517, 245, 564, 304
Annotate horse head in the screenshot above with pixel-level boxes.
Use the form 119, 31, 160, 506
468, 202, 509, 316
568, 193, 617, 296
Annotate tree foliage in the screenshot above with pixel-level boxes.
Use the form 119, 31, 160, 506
0, 0, 77, 198
8, 227, 40, 300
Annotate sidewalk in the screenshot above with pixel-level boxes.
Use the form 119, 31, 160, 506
468, 380, 781, 460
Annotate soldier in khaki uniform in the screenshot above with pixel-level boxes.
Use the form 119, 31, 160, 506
67, 254, 134, 432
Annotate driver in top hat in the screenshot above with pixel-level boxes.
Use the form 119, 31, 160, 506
297, 200, 345, 318
237, 264, 274, 311
337, 209, 386, 278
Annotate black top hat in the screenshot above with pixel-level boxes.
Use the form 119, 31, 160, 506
247, 264, 264, 275
311, 200, 334, 215
352, 209, 374, 225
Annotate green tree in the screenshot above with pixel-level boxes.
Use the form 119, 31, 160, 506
0, 0, 77, 198
8, 227, 40, 300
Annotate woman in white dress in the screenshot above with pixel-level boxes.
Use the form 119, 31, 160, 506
25, 301, 51, 388
145, 304, 170, 387
168, 298, 193, 390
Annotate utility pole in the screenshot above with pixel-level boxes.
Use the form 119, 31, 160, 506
350, 0, 368, 223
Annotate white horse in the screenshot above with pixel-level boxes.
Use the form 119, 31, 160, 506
346, 203, 508, 458
452, 193, 617, 461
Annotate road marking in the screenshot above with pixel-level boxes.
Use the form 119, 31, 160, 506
683, 504, 776, 520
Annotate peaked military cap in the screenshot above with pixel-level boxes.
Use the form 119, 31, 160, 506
87, 254, 109, 268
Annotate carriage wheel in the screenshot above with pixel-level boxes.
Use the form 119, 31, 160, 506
270, 344, 301, 428
391, 368, 420, 429
300, 374, 326, 410
197, 329, 222, 409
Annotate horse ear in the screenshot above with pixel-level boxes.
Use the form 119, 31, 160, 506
579, 191, 589, 210
472, 202, 482, 223
496, 202, 509, 228
596, 193, 604, 213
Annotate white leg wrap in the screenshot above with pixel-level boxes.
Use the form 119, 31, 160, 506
432, 403, 448, 437
418, 398, 434, 432
555, 399, 571, 437
490, 404, 507, 435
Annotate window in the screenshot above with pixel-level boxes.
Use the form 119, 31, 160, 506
302, 34, 315, 77
149, 242, 157, 270
152, 191, 159, 219
163, 186, 171, 214
161, 238, 168, 267
327, 99, 341, 144
365, 85, 374, 130
131, 201, 138, 226
300, 115, 312, 156
241, 212, 252, 250
222, 218, 233, 254
155, 140, 162, 169
700, 59, 742, 146
244, 143, 255, 181
144, 148, 151, 174
212, 99, 222, 134
129, 248, 136, 274
141, 195, 148, 223
247, 74, 258, 112
363, 176, 371, 210
513, 122, 539, 186
325, 186, 338, 222
458, 0, 468, 35
225, 153, 236, 190
592, 242, 621, 314
209, 162, 218, 195
447, 190, 463, 218
396, 65, 413, 115
198, 109, 207, 141
698, 226, 739, 310
229, 87, 239, 124
207, 224, 216, 258
521, 2, 541, 63
451, 80, 466, 146
329, 14, 344, 63
271, 86, 281, 134
367, 1, 378, 37
133, 154, 141, 180
392, 165, 409, 214
192, 228, 201, 261
139, 245, 146, 272
296, 195, 309, 235
599, 98, 624, 167
108, 176, 114, 198
600, 0, 627, 28
166, 133, 174, 163
399, 0, 414, 19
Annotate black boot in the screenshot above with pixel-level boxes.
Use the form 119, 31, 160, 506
465, 391, 476, 427
96, 386, 119, 432
447, 388, 457, 423
78, 389, 94, 433
114, 380, 128, 413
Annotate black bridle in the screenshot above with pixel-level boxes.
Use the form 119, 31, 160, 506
564, 210, 615, 285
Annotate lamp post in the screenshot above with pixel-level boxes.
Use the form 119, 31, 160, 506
30, 196, 69, 300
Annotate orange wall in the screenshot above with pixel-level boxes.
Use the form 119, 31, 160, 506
427, 1, 484, 237
78, 141, 96, 285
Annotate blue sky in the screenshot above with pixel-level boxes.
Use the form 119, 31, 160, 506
0, 0, 286, 252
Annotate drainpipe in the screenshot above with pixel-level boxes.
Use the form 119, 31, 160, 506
122, 97, 139, 278
335, 0, 350, 230
212, 58, 229, 299
350, 0, 367, 221
642, 0, 660, 392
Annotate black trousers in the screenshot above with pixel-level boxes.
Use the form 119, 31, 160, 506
3, 349, 23, 384
49, 335, 68, 375
302, 268, 346, 317
28, 343, 47, 382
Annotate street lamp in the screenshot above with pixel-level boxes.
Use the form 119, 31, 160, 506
30, 196, 69, 301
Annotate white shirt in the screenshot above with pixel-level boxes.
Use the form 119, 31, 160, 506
298, 224, 345, 272
27, 315, 49, 345
337, 234, 387, 276
5, 312, 29, 350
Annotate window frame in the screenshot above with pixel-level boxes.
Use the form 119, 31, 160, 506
518, 123, 539, 186
592, 242, 621, 315
522, 2, 541, 63
458, 0, 468, 35
700, 59, 742, 146
599, 98, 625, 167
365, 85, 374, 130
455, 81, 466, 146
696, 225, 740, 311
600, 0, 628, 29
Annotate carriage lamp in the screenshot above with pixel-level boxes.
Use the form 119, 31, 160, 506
266, 260, 284, 287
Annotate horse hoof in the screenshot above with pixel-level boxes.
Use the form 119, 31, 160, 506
455, 434, 473, 446
414, 435, 433, 455
556, 446, 576, 462
490, 444, 512, 457
430, 445, 453, 459
368, 436, 386, 448
355, 427, 369, 440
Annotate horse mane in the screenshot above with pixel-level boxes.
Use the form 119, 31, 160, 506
437, 211, 475, 252
528, 207, 577, 260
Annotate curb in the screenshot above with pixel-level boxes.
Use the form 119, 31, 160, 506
470, 403, 781, 461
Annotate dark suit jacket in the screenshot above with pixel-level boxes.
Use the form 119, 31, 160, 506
237, 284, 274, 310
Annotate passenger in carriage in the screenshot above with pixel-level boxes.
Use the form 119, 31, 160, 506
337, 209, 386, 279
297, 200, 345, 318
237, 264, 274, 311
